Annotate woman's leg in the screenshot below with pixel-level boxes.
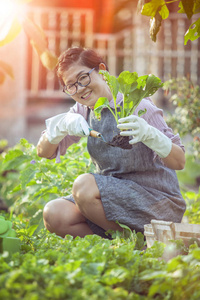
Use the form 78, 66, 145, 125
43, 198, 93, 238
72, 173, 122, 232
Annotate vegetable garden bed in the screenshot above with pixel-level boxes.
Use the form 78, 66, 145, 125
0, 139, 200, 299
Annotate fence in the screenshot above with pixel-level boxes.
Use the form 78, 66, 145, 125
26, 7, 200, 100
1, 6, 199, 145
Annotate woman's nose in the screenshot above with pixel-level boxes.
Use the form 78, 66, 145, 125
76, 84, 85, 94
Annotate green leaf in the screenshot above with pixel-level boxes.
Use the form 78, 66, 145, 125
20, 138, 32, 149
118, 73, 139, 117
178, 0, 200, 14
184, 18, 200, 44
137, 75, 149, 89
3, 155, 29, 172
135, 232, 145, 250
27, 224, 38, 237
118, 71, 138, 94
99, 70, 119, 100
192, 248, 200, 259
3, 149, 23, 162
20, 168, 38, 189
181, 0, 195, 19
141, 0, 168, 19
144, 74, 164, 96
94, 97, 110, 120
127, 74, 163, 116
138, 108, 147, 117
159, 3, 169, 19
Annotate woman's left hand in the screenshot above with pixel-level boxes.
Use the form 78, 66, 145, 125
117, 115, 153, 144
117, 115, 185, 170
117, 115, 172, 159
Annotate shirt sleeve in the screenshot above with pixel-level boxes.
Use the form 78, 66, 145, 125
135, 98, 185, 154
47, 103, 89, 162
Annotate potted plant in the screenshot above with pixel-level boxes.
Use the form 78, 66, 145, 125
94, 70, 163, 149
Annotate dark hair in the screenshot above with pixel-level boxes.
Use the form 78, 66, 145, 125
56, 47, 109, 86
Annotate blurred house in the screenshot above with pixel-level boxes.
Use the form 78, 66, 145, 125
0, 0, 199, 146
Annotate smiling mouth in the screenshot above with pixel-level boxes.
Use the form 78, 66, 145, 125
81, 91, 92, 100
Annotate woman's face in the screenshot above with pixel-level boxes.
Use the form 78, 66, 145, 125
62, 63, 112, 109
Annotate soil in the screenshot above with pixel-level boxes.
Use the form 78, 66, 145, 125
108, 133, 132, 150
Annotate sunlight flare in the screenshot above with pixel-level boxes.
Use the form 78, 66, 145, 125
0, 0, 27, 42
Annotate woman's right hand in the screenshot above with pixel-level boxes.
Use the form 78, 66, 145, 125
45, 112, 90, 144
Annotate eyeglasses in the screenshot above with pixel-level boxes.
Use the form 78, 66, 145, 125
63, 67, 96, 96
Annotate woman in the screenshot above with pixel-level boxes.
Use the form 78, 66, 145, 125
37, 47, 186, 239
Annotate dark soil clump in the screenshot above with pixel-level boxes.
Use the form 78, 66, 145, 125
109, 133, 132, 150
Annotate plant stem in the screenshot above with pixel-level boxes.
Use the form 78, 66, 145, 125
113, 95, 119, 124
107, 106, 119, 124
122, 94, 125, 118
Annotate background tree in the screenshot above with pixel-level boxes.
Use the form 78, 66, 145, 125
137, 0, 200, 43
0, 0, 57, 84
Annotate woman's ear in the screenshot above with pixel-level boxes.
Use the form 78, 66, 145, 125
99, 63, 107, 71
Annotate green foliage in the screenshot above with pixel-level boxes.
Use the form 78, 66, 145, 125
138, 0, 200, 43
140, 246, 200, 299
163, 77, 200, 196
1, 219, 200, 299
94, 70, 163, 124
182, 189, 200, 224
163, 77, 200, 162
1, 138, 200, 299
0, 138, 95, 229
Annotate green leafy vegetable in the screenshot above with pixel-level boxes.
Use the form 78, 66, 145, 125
94, 70, 163, 124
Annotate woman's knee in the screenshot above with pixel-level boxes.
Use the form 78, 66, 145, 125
43, 199, 63, 233
72, 174, 99, 205
43, 198, 83, 237
43, 198, 92, 238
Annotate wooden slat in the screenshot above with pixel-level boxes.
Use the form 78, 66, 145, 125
107, 37, 116, 75
84, 12, 93, 48
163, 19, 172, 81
176, 18, 185, 78
60, 12, 69, 52
46, 11, 57, 91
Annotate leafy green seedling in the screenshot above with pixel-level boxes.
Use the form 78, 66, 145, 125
94, 70, 163, 124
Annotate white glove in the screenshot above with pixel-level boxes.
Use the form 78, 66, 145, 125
117, 115, 172, 158
45, 112, 90, 144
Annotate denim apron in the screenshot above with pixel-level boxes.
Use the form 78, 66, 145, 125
65, 107, 186, 237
